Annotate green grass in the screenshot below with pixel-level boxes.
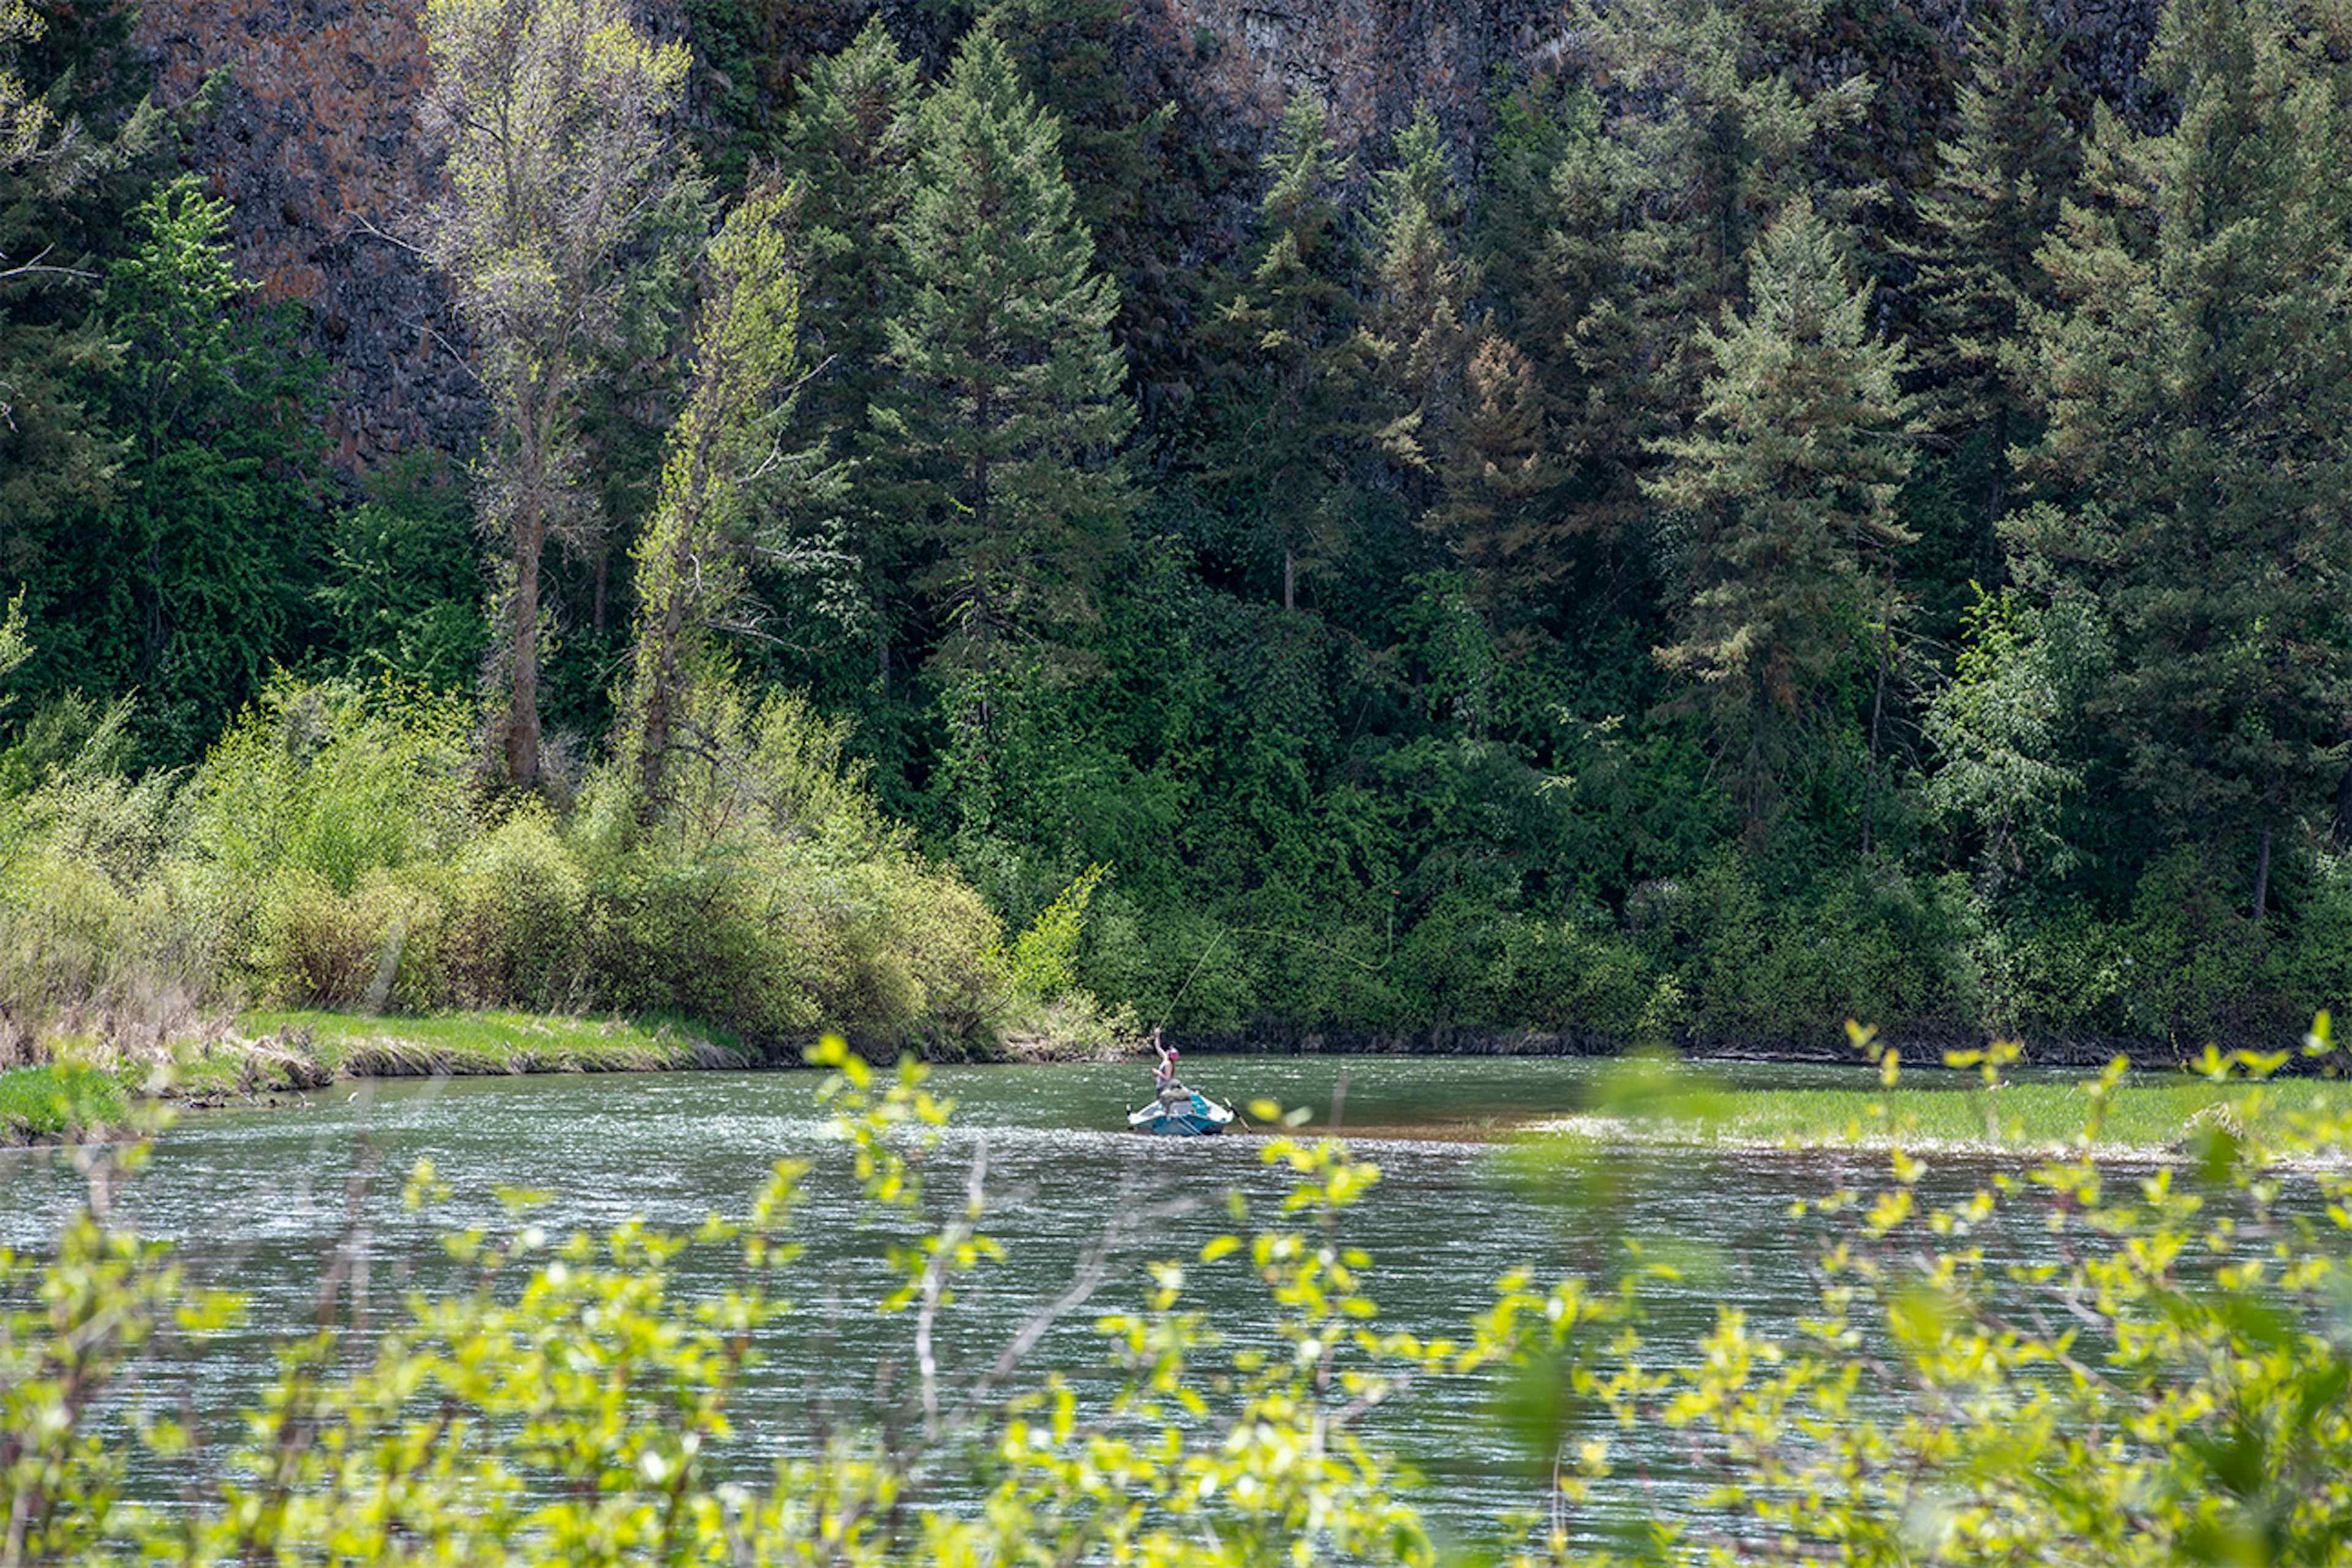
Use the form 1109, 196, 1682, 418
1559, 1075, 2352, 1152
0, 1063, 130, 1144
235, 1009, 750, 1080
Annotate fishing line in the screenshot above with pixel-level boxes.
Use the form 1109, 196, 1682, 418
1149, 918, 1396, 1131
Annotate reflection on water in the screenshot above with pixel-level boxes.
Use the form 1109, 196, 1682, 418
0, 1055, 2105, 1537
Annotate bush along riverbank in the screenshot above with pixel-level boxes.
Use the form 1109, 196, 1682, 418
0, 680, 1133, 1085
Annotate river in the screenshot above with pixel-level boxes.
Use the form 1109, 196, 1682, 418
0, 1055, 2117, 1545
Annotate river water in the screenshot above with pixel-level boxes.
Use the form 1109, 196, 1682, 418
0, 1056, 2114, 1543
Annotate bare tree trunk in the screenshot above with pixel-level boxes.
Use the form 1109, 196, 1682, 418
635, 556, 690, 807
1861, 625, 1890, 858
507, 508, 545, 791
592, 545, 608, 636
1283, 547, 1295, 613
876, 626, 889, 700
2332, 763, 2352, 850
2252, 823, 2272, 924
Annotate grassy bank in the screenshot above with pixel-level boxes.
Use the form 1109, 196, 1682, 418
1545, 1074, 2352, 1153
0, 1063, 129, 1145
0, 1009, 752, 1143
236, 1009, 749, 1079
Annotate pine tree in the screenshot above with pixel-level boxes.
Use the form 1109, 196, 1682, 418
1428, 333, 1557, 627
1204, 92, 1370, 612
91, 175, 328, 764
1469, 81, 1648, 598
869, 24, 1133, 762
1648, 198, 1921, 842
2008, 0, 2352, 919
1901, 0, 2081, 526
1364, 104, 1475, 486
1575, 0, 1872, 413
778, 17, 923, 694
0, 0, 183, 697
417, 0, 693, 791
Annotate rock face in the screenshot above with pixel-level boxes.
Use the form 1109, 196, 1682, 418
135, 0, 490, 467
130, 0, 2157, 472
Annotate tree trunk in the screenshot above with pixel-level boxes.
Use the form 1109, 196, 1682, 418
2252, 823, 2272, 924
507, 508, 545, 791
592, 546, 609, 637
634, 555, 691, 809
1860, 620, 1891, 858
876, 625, 890, 700
2332, 761, 2352, 849
1283, 547, 1295, 613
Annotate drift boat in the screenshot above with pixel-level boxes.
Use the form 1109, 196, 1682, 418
1126, 1088, 1235, 1137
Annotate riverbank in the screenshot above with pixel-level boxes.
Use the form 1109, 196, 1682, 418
0, 1009, 751, 1145
1536, 1074, 2352, 1155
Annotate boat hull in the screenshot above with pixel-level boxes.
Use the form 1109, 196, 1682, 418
1126, 1091, 1234, 1137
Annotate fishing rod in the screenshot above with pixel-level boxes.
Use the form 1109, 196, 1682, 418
1149, 911, 1400, 1132
1153, 906, 1401, 1035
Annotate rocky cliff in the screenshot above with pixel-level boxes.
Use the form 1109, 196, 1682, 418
130, 0, 2156, 471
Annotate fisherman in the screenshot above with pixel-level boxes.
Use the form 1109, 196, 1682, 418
1152, 1027, 1186, 1106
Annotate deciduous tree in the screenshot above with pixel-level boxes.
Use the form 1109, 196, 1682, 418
417, 0, 692, 791
624, 174, 810, 810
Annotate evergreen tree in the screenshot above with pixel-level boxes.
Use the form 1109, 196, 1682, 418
1648, 198, 1921, 842
869, 24, 1133, 777
0, 0, 183, 671
1427, 333, 1558, 631
417, 0, 694, 792
315, 456, 489, 690
2009, 0, 2352, 919
1364, 104, 1475, 487
778, 17, 924, 695
1203, 93, 1370, 612
1575, 0, 1872, 413
1469, 81, 1648, 607
1901, 0, 2081, 527
85, 176, 328, 763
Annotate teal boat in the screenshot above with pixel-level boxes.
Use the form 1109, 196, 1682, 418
1126, 1088, 1235, 1137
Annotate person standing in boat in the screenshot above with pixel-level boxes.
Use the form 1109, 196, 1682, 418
1153, 1028, 1185, 1105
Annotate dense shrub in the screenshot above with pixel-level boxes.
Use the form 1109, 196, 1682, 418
0, 680, 1030, 1053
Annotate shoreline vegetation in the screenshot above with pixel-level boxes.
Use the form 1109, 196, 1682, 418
10, 1000, 2350, 1156
1535, 1077, 2352, 1158
0, 1009, 754, 1145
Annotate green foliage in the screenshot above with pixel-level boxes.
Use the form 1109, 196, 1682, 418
1923, 586, 2097, 888
0, 677, 1023, 1052
0, 1061, 124, 1140
20, 0, 2352, 1051
315, 455, 489, 690
621, 172, 815, 809
871, 23, 1133, 683
1197, 92, 1371, 611
418, 0, 699, 791
2009, 0, 2352, 907
1000, 861, 1112, 1020
1648, 197, 1922, 840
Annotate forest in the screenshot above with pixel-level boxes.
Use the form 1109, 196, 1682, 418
5, 0, 2352, 1057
